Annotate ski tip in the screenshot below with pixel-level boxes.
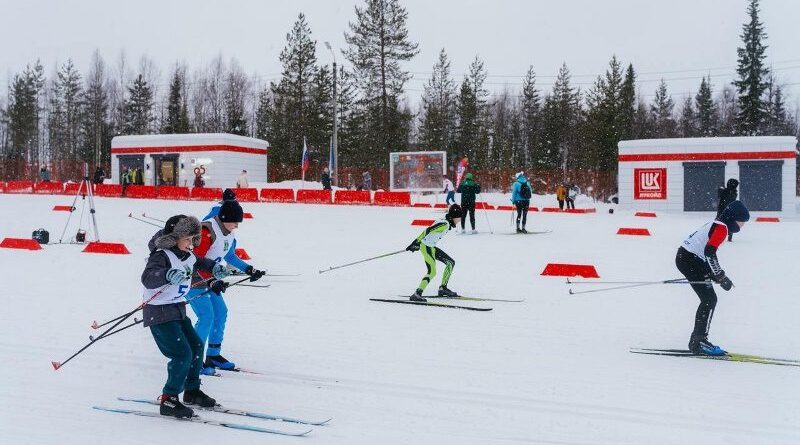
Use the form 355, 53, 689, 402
90, 320, 99, 329
51, 361, 62, 370
127, 212, 132, 217
568, 289, 575, 295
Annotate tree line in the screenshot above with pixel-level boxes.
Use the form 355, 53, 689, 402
0, 0, 797, 183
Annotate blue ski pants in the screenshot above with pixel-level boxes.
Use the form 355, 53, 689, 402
187, 289, 228, 357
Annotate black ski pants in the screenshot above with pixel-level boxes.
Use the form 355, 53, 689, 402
461, 204, 476, 230
515, 200, 530, 228
675, 247, 717, 340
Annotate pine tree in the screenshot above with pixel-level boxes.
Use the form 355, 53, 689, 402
765, 76, 793, 135
619, 64, 637, 140
344, 0, 418, 160
717, 85, 738, 136
734, 0, 769, 135
695, 76, 718, 136
678, 96, 697, 137
419, 49, 456, 157
520, 66, 541, 167
540, 63, 582, 172
121, 74, 154, 135
82, 51, 112, 167
163, 68, 188, 134
582, 56, 625, 170
6, 61, 45, 178
254, 86, 272, 142
224, 59, 249, 136
650, 79, 676, 138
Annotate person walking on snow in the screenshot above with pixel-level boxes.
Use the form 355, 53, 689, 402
236, 170, 249, 188
676, 200, 749, 356
456, 173, 481, 233
405, 204, 463, 302
556, 184, 567, 210
188, 200, 266, 375
566, 184, 579, 209
443, 175, 455, 205
141, 215, 231, 418
511, 172, 533, 233
716, 178, 739, 242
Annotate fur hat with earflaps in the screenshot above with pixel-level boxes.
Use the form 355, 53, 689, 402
155, 215, 202, 249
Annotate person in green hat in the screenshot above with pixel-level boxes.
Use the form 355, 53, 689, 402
456, 173, 481, 233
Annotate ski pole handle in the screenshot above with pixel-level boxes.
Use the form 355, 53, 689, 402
319, 250, 407, 274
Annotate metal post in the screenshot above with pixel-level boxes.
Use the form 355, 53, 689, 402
325, 41, 338, 187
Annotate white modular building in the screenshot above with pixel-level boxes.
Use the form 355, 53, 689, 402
618, 136, 797, 215
111, 133, 269, 188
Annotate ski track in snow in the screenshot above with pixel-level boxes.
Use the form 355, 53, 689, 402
1, 194, 799, 444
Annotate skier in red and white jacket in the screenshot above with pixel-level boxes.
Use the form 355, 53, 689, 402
675, 200, 749, 356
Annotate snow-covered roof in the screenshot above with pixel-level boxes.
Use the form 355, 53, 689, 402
619, 136, 797, 155
111, 133, 269, 149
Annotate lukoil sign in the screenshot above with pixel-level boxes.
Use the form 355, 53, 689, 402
634, 168, 667, 199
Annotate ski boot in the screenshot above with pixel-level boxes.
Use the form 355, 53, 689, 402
410, 288, 426, 302
160, 394, 194, 418
204, 355, 236, 371
183, 388, 217, 407
688, 336, 726, 356
521, 227, 528, 234
471, 229, 478, 234
437, 286, 459, 298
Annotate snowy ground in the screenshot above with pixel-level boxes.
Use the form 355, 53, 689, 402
1, 193, 799, 445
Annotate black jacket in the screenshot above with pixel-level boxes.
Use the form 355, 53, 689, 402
457, 178, 481, 207
716, 186, 738, 217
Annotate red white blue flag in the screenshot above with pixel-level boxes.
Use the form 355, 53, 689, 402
301, 137, 310, 181
456, 157, 468, 187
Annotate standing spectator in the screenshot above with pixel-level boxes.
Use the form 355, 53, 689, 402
456, 172, 481, 233
93, 166, 106, 185
566, 184, 579, 210
121, 166, 131, 196
442, 175, 455, 205
716, 178, 739, 241
236, 170, 249, 188
511, 172, 533, 233
194, 171, 205, 188
556, 183, 567, 210
39, 166, 51, 182
362, 171, 373, 191
321, 167, 332, 190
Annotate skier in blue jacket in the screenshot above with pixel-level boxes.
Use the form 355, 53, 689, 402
510, 172, 533, 233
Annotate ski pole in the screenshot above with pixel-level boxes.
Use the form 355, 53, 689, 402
319, 250, 407, 274
128, 212, 160, 227
480, 201, 493, 234
89, 318, 142, 341
142, 213, 165, 223
568, 280, 712, 295
566, 278, 691, 285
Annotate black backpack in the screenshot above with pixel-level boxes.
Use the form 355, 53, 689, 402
519, 182, 532, 199
32, 228, 49, 245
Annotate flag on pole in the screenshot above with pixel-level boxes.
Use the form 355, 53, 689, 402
301, 137, 310, 181
328, 136, 335, 173
455, 156, 469, 187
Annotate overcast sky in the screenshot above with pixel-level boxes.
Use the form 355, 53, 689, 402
2, 0, 799, 109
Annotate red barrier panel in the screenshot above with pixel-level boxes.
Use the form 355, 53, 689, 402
373, 191, 410, 207
233, 188, 259, 202
1, 237, 42, 250
296, 189, 332, 204
433, 203, 448, 208
94, 184, 122, 197
82, 241, 130, 254
496, 205, 515, 211
125, 185, 158, 199
756, 217, 780, 222
0, 182, 5, 193
157, 186, 190, 200
475, 202, 495, 210
53, 205, 74, 211
635, 212, 657, 218
235, 247, 251, 260
412, 203, 433, 208
334, 190, 371, 205
565, 208, 596, 214
617, 227, 651, 236
63, 182, 90, 195
5, 180, 34, 193
34, 182, 64, 194
260, 188, 295, 203
411, 219, 435, 226
541, 263, 599, 278
243, 212, 253, 219
191, 187, 223, 201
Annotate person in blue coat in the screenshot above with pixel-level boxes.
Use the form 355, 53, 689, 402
510, 172, 533, 233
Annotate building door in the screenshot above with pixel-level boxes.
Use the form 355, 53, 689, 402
683, 162, 725, 211
739, 160, 782, 211
118, 155, 145, 185
153, 154, 179, 186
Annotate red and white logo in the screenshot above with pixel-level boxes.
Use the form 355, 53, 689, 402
634, 168, 667, 199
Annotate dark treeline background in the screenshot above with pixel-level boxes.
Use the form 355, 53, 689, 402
0, 0, 797, 192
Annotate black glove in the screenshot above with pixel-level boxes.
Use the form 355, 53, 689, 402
711, 271, 734, 291
245, 265, 266, 282
209, 279, 230, 294
406, 240, 420, 252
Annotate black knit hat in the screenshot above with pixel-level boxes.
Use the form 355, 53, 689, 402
219, 200, 244, 223
222, 188, 237, 202
718, 200, 750, 233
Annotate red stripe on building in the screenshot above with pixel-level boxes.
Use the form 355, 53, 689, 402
111, 145, 268, 155
618, 151, 795, 162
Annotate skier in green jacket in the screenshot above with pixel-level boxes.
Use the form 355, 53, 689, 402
405, 204, 462, 301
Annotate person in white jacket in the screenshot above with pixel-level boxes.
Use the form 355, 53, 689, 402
236, 170, 249, 188
442, 175, 455, 205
